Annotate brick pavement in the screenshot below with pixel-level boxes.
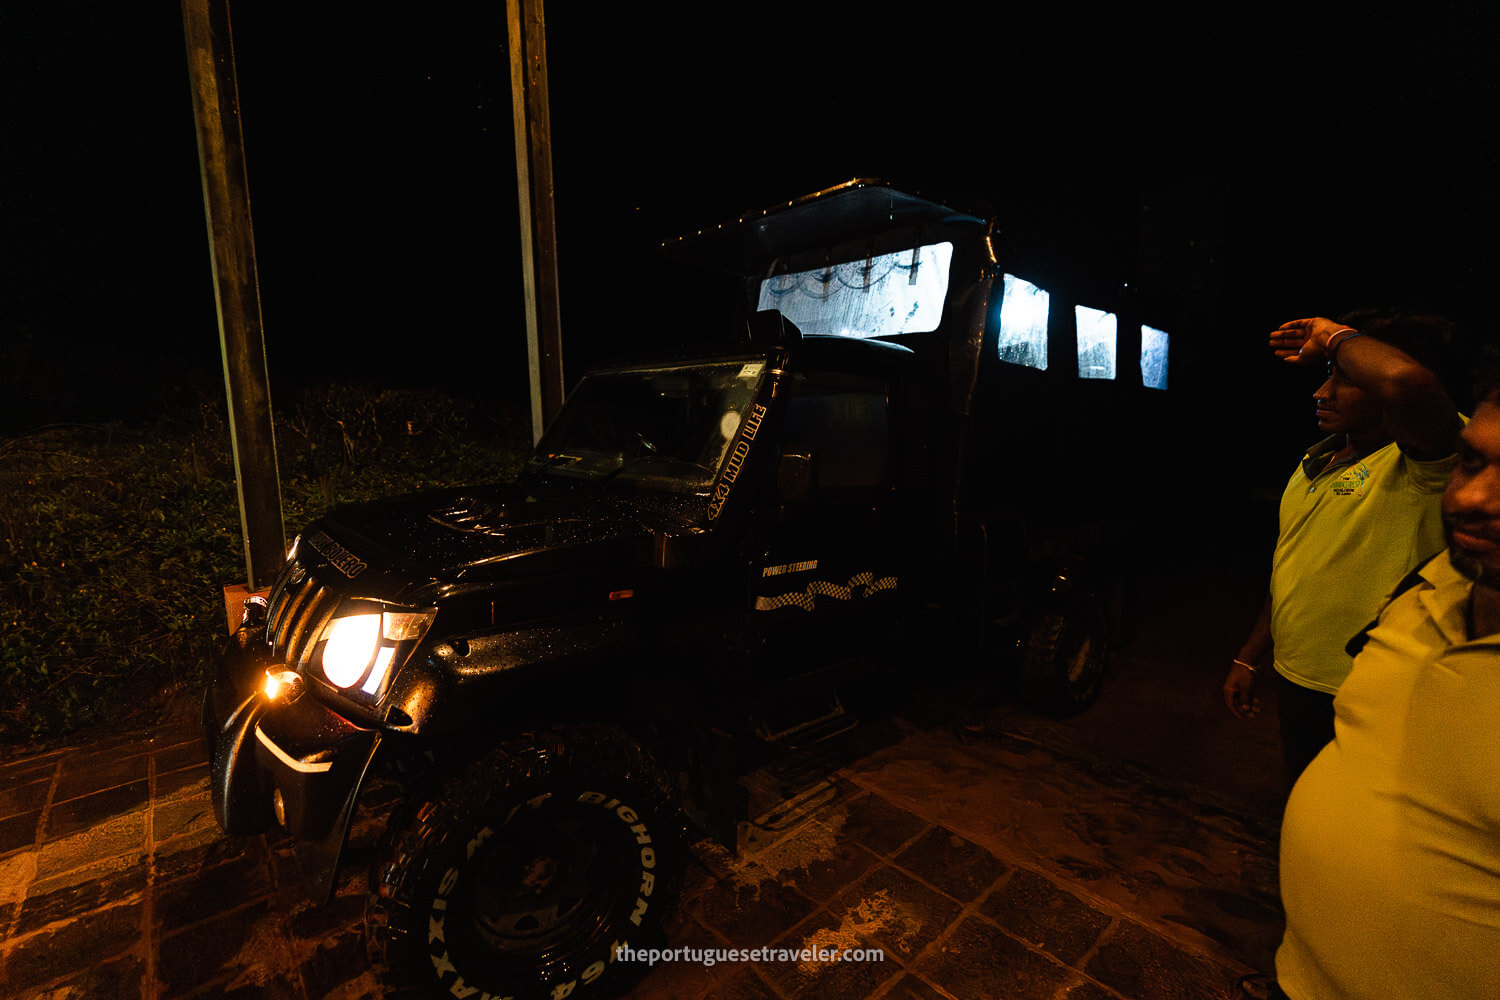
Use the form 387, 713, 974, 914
0, 692, 1280, 1000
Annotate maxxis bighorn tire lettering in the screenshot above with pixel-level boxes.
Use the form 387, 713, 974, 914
367, 725, 684, 1000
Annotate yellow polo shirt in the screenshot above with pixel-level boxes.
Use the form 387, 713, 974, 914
1270, 437, 1454, 693
1276, 550, 1500, 999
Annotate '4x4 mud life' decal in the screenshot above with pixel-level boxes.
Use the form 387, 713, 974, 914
708, 403, 768, 522
754, 571, 898, 611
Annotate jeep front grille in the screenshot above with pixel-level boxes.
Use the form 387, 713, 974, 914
265, 559, 341, 671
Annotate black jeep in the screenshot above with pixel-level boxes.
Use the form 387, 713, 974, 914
204, 179, 1159, 999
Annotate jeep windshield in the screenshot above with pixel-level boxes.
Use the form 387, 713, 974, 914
524, 357, 768, 495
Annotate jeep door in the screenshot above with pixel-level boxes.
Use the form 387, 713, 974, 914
747, 370, 906, 653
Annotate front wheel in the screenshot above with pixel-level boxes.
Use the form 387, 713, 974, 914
368, 725, 684, 1000
1016, 607, 1108, 716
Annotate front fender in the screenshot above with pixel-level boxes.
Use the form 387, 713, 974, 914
203, 626, 383, 902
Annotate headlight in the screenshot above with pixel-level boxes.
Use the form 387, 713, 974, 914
322, 613, 382, 687
319, 608, 435, 696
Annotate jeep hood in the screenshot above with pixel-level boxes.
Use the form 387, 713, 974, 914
316, 482, 702, 580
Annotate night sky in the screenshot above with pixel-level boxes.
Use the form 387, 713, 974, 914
5, 4, 1498, 482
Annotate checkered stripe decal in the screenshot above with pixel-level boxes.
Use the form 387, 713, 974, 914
754, 571, 899, 611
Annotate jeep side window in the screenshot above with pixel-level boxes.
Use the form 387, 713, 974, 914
1141, 324, 1170, 390
781, 376, 889, 499
1075, 304, 1118, 380
997, 273, 1050, 371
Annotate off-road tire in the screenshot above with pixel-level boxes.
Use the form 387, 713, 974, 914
367, 725, 684, 1000
1017, 607, 1108, 716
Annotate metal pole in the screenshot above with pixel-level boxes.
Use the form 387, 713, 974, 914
182, 0, 285, 591
507, 0, 566, 443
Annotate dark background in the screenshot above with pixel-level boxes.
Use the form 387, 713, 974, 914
4, 3, 1497, 492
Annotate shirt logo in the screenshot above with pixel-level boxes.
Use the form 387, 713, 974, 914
1331, 462, 1371, 498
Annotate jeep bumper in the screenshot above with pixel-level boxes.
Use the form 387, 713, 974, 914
203, 625, 383, 901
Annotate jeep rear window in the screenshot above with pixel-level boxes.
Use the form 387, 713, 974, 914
756, 242, 953, 339
528, 360, 766, 494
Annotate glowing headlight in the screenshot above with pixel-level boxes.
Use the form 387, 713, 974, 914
322, 613, 382, 687
318, 608, 436, 694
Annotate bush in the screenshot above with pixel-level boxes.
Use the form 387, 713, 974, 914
0, 383, 529, 744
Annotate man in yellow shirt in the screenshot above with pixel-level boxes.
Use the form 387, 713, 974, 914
1272, 376, 1500, 1000
1223, 312, 1461, 790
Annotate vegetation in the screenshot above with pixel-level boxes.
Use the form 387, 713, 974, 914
0, 382, 530, 745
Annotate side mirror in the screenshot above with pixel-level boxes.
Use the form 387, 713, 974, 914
776, 452, 815, 507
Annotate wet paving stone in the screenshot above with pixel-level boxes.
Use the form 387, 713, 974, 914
155, 829, 264, 885
295, 925, 372, 999
835, 792, 928, 858
155, 853, 275, 931
700, 965, 782, 1000
34, 810, 148, 881
0, 778, 52, 821
894, 825, 1009, 903
786, 836, 882, 905
207, 969, 305, 1000
0, 809, 42, 855
915, 914, 1074, 1000
687, 875, 820, 951
1084, 917, 1240, 1000
758, 907, 904, 1000
151, 784, 215, 844
53, 751, 148, 804
979, 867, 1114, 965
16, 857, 147, 935
155, 761, 210, 800
283, 878, 366, 942
9, 951, 146, 1000
1157, 885, 1284, 974
629, 911, 732, 1000
0, 759, 61, 792
827, 865, 961, 967
681, 842, 735, 901
4, 900, 144, 991
738, 818, 882, 906
44, 778, 150, 840
843, 718, 1282, 977
152, 737, 209, 777
1059, 979, 1118, 1000
155, 899, 280, 999
875, 972, 951, 1000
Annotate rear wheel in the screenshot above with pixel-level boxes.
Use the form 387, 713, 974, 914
1017, 607, 1108, 716
368, 725, 683, 1000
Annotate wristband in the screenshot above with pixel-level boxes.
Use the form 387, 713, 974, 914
1327, 328, 1366, 359
1233, 658, 1259, 674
